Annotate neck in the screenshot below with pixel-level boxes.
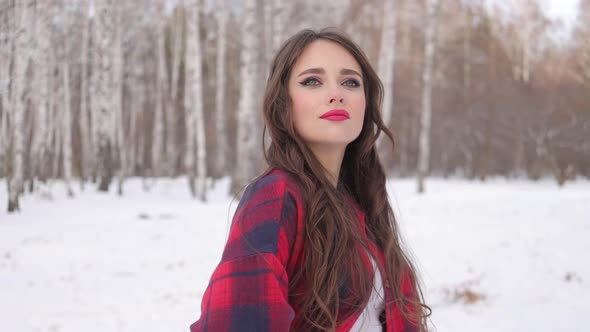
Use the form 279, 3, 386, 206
307, 143, 346, 188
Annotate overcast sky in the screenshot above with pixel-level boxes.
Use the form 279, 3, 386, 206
544, 0, 580, 25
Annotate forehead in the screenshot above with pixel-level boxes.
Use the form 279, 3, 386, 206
292, 39, 362, 74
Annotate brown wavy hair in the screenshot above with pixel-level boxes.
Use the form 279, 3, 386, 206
262, 28, 430, 331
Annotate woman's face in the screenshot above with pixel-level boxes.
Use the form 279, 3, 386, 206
288, 40, 366, 149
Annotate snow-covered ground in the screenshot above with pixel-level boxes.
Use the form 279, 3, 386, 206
1, 176, 588, 332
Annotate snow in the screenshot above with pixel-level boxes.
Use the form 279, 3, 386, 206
1, 176, 589, 332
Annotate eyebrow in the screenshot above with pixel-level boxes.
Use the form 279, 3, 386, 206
297, 67, 362, 78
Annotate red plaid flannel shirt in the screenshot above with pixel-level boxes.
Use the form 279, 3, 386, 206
190, 168, 418, 332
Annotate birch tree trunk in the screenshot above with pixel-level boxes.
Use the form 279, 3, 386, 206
0, 107, 6, 178
51, 99, 62, 181
0, 1, 11, 179
214, 0, 228, 176
378, 0, 396, 128
79, 0, 92, 189
128, 68, 142, 180
185, 0, 207, 200
272, 0, 286, 54
128, 86, 140, 181
30, 0, 51, 185
579, 0, 590, 95
8, 0, 34, 212
94, 0, 115, 192
263, 0, 273, 69
462, 5, 474, 177
376, 0, 396, 166
231, 0, 258, 194
167, 9, 183, 177
508, 1, 546, 177
62, 37, 74, 197
581, 40, 590, 105
512, 8, 532, 177
113, 3, 126, 195
48, 51, 59, 182
89, 9, 99, 184
397, 0, 414, 175
0, 104, 6, 178
152, 0, 168, 178
417, 0, 440, 193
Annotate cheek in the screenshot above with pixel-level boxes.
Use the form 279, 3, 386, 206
352, 94, 366, 124
291, 89, 314, 111
289, 90, 314, 130
354, 92, 366, 111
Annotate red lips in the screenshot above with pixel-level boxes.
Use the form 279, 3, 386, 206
320, 109, 350, 122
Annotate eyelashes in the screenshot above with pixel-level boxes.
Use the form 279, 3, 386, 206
299, 77, 321, 86
342, 79, 361, 88
299, 77, 361, 88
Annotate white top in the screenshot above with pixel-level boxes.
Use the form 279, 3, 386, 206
349, 252, 385, 332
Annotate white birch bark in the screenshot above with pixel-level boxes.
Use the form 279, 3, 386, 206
377, 0, 397, 159
417, 0, 440, 193
505, 1, 545, 84
0, 2, 9, 178
232, 0, 258, 194
184, 2, 195, 190
51, 99, 62, 180
47, 51, 58, 183
378, 0, 396, 128
397, 0, 413, 175
578, 0, 590, 92
113, 2, 126, 195
152, 0, 168, 178
460, 5, 475, 177
214, 0, 228, 176
93, 0, 115, 192
185, 0, 207, 200
29, 0, 51, 185
508, 2, 543, 176
128, 68, 141, 179
79, 0, 92, 188
8, 0, 34, 212
89, 4, 99, 183
62, 36, 74, 197
263, 0, 273, 68
272, 0, 286, 54
124, 27, 144, 183
0, 107, 6, 177
167, 9, 183, 177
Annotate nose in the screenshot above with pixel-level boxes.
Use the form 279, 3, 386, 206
328, 86, 344, 105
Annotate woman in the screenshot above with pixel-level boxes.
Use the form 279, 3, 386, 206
190, 28, 430, 332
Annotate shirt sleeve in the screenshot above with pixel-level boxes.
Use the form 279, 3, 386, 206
190, 173, 298, 332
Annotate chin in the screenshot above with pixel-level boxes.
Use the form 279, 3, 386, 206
310, 137, 358, 146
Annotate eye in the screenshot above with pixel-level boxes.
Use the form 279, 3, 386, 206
300, 77, 321, 86
342, 79, 361, 88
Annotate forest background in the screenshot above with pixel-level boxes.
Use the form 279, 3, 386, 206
1, 0, 589, 211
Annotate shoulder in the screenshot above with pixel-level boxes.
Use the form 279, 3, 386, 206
243, 168, 301, 201
222, 168, 303, 262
